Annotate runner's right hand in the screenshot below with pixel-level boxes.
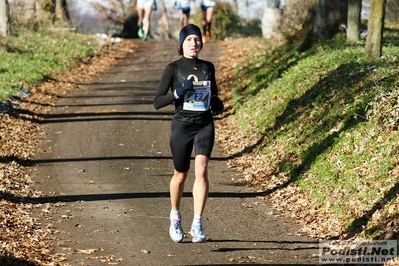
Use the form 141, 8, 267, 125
175, 77, 194, 98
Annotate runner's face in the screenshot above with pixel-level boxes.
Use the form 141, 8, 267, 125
182, 34, 201, 58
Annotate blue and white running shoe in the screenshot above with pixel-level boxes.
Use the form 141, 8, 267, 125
190, 224, 206, 243
169, 218, 184, 243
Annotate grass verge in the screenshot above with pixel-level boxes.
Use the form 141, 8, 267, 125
232, 27, 399, 240
0, 28, 101, 100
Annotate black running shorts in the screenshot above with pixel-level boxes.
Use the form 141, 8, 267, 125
170, 118, 215, 172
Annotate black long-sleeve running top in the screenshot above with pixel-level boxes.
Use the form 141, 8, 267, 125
153, 56, 218, 124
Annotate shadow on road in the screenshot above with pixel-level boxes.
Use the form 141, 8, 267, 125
2, 190, 277, 205
0, 256, 38, 266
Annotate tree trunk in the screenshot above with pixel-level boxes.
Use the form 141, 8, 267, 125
232, 0, 238, 13
365, 0, 386, 58
315, 0, 347, 41
122, 0, 139, 38
0, 0, 11, 37
386, 0, 399, 22
288, 0, 346, 51
158, 0, 170, 39
54, 0, 70, 27
347, 0, 362, 42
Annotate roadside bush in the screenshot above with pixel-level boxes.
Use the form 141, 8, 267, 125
193, 2, 260, 40
210, 2, 240, 40
9, 0, 52, 31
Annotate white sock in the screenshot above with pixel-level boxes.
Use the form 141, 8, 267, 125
192, 215, 202, 226
170, 210, 181, 221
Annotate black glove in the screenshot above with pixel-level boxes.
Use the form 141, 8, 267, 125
175, 77, 194, 98
210, 96, 224, 115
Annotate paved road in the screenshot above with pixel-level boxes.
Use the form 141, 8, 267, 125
31, 39, 320, 265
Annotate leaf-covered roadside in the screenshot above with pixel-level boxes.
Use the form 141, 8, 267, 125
0, 39, 137, 265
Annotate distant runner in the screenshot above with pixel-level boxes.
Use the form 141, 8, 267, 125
177, 0, 192, 28
137, 0, 155, 40
200, 0, 216, 42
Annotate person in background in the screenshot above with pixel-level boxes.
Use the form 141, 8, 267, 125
137, 0, 155, 41
177, 0, 192, 28
200, 0, 215, 42
153, 24, 224, 243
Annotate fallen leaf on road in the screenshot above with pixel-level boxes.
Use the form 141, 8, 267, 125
77, 249, 97, 255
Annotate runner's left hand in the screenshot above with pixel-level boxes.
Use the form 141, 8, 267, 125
210, 96, 224, 115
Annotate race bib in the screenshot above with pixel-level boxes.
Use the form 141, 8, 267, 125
183, 81, 211, 111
